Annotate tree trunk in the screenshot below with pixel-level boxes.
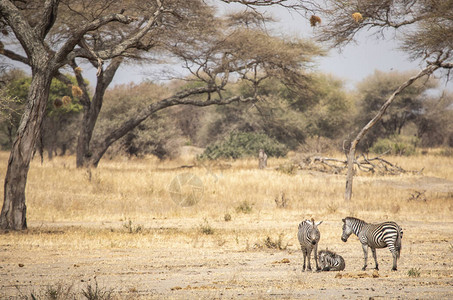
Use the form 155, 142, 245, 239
75, 59, 122, 168
344, 65, 437, 201
1, 71, 52, 230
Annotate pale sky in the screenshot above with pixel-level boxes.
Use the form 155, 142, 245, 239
103, 3, 451, 92
4, 2, 444, 92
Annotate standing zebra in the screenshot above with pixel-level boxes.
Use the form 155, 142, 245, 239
297, 218, 323, 271
318, 249, 345, 271
341, 217, 403, 271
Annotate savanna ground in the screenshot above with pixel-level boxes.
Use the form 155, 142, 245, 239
1, 150, 453, 299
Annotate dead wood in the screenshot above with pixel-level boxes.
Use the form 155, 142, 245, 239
292, 154, 421, 176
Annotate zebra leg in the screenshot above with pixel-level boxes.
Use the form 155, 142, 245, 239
314, 243, 320, 271
371, 247, 379, 270
361, 244, 368, 271
302, 247, 307, 271
391, 250, 398, 271
306, 248, 313, 271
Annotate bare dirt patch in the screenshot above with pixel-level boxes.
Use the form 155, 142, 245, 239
1, 219, 452, 299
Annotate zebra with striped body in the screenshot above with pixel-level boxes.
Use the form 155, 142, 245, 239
318, 249, 345, 271
341, 217, 403, 271
297, 218, 322, 271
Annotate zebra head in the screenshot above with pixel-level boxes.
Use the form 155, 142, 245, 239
308, 218, 322, 245
341, 218, 353, 242
318, 250, 327, 265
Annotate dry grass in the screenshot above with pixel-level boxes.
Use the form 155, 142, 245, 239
0, 150, 451, 241
0, 151, 452, 298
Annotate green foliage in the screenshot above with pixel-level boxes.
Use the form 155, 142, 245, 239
0, 69, 82, 151
302, 74, 353, 139
201, 132, 288, 160
98, 81, 184, 159
370, 135, 419, 156
354, 70, 436, 150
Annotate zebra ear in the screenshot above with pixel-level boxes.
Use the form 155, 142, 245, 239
342, 218, 345, 223
316, 221, 323, 226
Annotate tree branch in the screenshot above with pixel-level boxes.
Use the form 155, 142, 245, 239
54, 12, 138, 66
1, 48, 29, 65
34, 0, 60, 39
91, 93, 257, 166
344, 64, 439, 201
92, 1, 164, 60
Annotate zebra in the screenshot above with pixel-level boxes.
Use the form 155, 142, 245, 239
318, 249, 345, 271
341, 217, 403, 271
297, 218, 323, 271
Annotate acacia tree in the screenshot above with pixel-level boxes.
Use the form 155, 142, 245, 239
315, 0, 453, 201
0, 0, 318, 230
0, 0, 179, 230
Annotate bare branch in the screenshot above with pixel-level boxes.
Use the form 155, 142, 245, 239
90, 92, 257, 166
55, 12, 138, 65
1, 48, 29, 65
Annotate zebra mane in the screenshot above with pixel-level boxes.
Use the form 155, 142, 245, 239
299, 219, 310, 228
344, 216, 367, 225
319, 249, 337, 256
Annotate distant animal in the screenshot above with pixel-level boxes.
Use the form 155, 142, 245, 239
297, 218, 323, 271
318, 249, 345, 271
341, 217, 403, 271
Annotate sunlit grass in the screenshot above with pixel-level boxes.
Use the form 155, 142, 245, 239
0, 150, 452, 249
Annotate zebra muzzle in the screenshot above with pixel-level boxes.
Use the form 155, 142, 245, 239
341, 237, 347, 242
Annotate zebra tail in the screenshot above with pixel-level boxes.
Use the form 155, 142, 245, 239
396, 226, 402, 259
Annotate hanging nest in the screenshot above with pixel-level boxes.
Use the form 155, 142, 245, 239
54, 98, 63, 108
352, 12, 363, 23
62, 95, 72, 105
74, 66, 82, 75
310, 15, 322, 27
71, 85, 83, 97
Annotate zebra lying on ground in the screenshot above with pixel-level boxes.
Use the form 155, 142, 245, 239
341, 217, 403, 271
297, 218, 322, 271
318, 249, 345, 271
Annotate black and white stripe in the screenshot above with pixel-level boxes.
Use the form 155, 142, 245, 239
297, 218, 322, 271
341, 217, 403, 271
319, 249, 345, 271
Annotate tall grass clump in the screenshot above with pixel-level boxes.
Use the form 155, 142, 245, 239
236, 200, 253, 214
407, 267, 421, 277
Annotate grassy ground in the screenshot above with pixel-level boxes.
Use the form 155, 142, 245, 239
0, 151, 452, 299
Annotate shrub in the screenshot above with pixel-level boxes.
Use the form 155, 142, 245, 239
407, 267, 421, 277
82, 278, 113, 300
236, 200, 253, 214
224, 213, 232, 222
370, 135, 418, 156
199, 218, 215, 235
200, 132, 288, 160
263, 233, 288, 250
